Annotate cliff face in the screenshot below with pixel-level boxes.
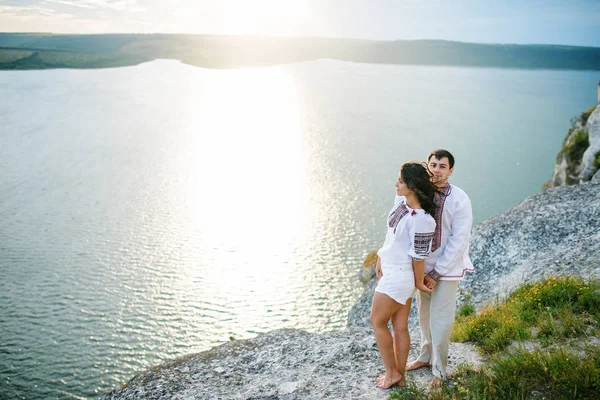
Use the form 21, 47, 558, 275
549, 104, 600, 187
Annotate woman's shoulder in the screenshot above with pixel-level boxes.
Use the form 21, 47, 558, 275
413, 211, 436, 230
394, 195, 406, 205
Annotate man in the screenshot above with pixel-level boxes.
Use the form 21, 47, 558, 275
405, 149, 474, 388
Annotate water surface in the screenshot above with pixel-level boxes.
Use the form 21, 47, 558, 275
0, 59, 597, 399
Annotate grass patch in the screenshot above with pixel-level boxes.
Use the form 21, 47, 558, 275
457, 302, 476, 318
390, 276, 600, 399
388, 379, 427, 400
452, 276, 599, 353
562, 129, 589, 168
581, 105, 597, 124
593, 151, 600, 168
431, 346, 600, 400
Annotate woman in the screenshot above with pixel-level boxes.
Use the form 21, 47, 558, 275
370, 161, 438, 389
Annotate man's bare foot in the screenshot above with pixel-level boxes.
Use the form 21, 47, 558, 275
375, 370, 403, 389
405, 360, 431, 371
429, 376, 443, 389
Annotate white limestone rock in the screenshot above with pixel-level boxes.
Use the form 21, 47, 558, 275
549, 105, 599, 187
463, 180, 600, 307
103, 327, 483, 400
579, 106, 600, 181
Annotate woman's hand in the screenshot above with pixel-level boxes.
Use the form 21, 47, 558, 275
376, 257, 383, 279
424, 275, 437, 290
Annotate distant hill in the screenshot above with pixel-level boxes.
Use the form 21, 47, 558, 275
1, 33, 599, 70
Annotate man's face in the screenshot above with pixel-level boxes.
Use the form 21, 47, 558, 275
428, 156, 453, 186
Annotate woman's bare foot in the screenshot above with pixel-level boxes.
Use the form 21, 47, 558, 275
405, 360, 431, 371
376, 370, 403, 389
377, 375, 406, 388
429, 376, 443, 389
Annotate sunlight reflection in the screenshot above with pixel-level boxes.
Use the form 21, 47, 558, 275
167, 65, 314, 331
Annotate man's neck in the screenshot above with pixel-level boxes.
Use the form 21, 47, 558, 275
435, 181, 450, 189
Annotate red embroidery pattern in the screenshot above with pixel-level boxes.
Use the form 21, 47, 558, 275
432, 184, 452, 252
388, 201, 409, 233
414, 232, 435, 255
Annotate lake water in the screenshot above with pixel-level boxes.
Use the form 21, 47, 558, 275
1, 59, 598, 399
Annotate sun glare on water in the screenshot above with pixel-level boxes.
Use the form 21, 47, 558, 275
160, 64, 316, 337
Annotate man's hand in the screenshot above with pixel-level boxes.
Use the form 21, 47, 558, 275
424, 274, 437, 290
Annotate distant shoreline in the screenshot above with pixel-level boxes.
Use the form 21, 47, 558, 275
2, 33, 600, 71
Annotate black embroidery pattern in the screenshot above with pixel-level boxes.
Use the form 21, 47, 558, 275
388, 201, 409, 233
432, 184, 452, 252
414, 232, 434, 255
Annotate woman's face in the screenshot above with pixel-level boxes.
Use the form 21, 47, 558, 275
395, 172, 412, 196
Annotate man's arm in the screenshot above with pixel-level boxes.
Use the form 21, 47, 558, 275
428, 197, 473, 280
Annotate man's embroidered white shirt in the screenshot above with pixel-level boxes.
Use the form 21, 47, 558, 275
425, 184, 474, 281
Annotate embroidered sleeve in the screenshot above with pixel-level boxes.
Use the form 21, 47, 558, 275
428, 268, 443, 281
408, 214, 436, 261
409, 232, 435, 260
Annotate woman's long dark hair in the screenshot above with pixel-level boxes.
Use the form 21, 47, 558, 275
400, 161, 438, 216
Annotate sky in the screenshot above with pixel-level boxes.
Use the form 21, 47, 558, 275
1, 0, 599, 47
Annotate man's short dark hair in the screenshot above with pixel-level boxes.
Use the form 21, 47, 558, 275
427, 149, 455, 169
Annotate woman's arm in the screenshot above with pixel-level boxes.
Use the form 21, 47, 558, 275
376, 256, 383, 279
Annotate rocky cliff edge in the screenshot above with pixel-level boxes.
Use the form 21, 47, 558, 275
549, 104, 600, 187
105, 178, 600, 400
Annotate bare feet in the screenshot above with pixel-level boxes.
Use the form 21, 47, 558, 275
405, 360, 431, 371
375, 370, 404, 389
429, 376, 443, 389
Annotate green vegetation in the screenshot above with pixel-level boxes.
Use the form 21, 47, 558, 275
452, 276, 599, 352
456, 302, 476, 318
389, 276, 600, 399
581, 105, 597, 125
562, 129, 590, 170
593, 151, 600, 168
2, 33, 600, 70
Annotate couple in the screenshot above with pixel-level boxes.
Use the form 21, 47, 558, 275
370, 149, 473, 389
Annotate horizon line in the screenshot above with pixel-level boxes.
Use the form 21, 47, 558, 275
1, 31, 599, 50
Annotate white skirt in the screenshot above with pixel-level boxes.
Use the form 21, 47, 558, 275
375, 262, 416, 305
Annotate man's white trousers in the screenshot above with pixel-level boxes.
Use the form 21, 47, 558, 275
416, 280, 459, 379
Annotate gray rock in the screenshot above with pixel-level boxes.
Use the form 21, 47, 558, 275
579, 106, 600, 181
464, 180, 600, 307
104, 327, 482, 400
278, 381, 299, 395
550, 105, 600, 187
347, 277, 377, 328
